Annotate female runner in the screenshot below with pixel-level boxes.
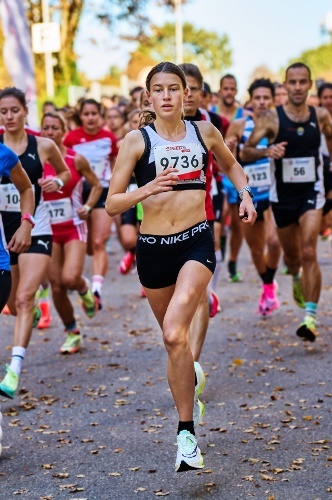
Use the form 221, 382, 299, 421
0, 141, 35, 456
0, 87, 70, 399
106, 62, 256, 471
63, 99, 118, 309
41, 112, 102, 353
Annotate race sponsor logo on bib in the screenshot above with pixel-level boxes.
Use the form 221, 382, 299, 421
244, 163, 271, 188
154, 143, 203, 182
282, 157, 315, 183
44, 198, 73, 224
0, 184, 35, 212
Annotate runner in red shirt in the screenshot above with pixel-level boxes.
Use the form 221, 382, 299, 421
64, 99, 118, 310
41, 112, 102, 354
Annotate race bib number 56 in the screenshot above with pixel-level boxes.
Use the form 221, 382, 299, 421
154, 143, 203, 181
282, 157, 316, 183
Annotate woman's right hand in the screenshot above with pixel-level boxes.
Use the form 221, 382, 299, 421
148, 167, 179, 196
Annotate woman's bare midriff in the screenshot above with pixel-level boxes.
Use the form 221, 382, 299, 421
140, 189, 206, 235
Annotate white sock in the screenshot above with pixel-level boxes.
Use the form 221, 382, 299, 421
92, 275, 104, 295
9, 346, 26, 376
211, 251, 222, 292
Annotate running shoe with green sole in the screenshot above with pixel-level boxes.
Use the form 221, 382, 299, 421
0, 365, 19, 399
194, 362, 206, 426
60, 332, 83, 354
32, 305, 42, 328
193, 399, 205, 427
228, 271, 243, 283
81, 288, 98, 318
296, 315, 317, 342
292, 278, 305, 309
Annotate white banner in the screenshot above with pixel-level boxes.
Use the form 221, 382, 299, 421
1, 0, 38, 128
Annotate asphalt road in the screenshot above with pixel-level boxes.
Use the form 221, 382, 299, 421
0, 237, 332, 500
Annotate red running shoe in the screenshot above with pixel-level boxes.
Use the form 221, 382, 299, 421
119, 251, 135, 275
209, 290, 221, 318
37, 302, 52, 329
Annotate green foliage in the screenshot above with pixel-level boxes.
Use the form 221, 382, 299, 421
129, 22, 232, 76
287, 43, 332, 82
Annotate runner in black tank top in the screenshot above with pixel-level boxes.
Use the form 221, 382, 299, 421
0, 134, 43, 244
272, 105, 322, 207
242, 63, 332, 343
0, 87, 70, 401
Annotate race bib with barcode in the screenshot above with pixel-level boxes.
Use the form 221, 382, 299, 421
282, 157, 315, 183
154, 143, 203, 182
0, 184, 35, 212
244, 163, 271, 188
44, 198, 73, 224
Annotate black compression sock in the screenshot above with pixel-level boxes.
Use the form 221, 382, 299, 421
260, 266, 277, 285
220, 236, 227, 261
259, 271, 267, 284
178, 421, 195, 436
265, 266, 277, 284
228, 260, 236, 277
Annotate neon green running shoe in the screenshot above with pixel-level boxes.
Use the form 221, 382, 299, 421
0, 365, 19, 399
292, 278, 305, 309
32, 305, 42, 328
228, 271, 243, 283
80, 288, 98, 318
60, 332, 83, 354
296, 315, 317, 342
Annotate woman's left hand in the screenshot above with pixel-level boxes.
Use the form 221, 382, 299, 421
38, 177, 61, 193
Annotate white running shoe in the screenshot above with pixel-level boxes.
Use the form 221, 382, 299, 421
0, 409, 2, 456
193, 399, 205, 427
194, 362, 206, 426
194, 361, 205, 399
175, 430, 204, 472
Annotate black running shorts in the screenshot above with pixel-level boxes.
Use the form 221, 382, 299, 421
254, 199, 270, 223
271, 191, 322, 229
10, 235, 52, 266
136, 220, 216, 289
83, 185, 108, 209
0, 270, 11, 312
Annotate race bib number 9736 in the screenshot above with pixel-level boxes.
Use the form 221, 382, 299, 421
154, 143, 203, 181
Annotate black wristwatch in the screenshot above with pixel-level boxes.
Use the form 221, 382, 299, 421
238, 185, 254, 200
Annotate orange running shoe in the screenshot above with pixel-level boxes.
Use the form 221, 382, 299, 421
37, 302, 52, 329
1, 304, 10, 315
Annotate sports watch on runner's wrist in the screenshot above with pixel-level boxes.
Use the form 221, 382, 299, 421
54, 177, 64, 189
238, 185, 254, 200
21, 213, 36, 228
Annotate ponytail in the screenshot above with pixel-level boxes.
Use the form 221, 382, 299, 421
139, 108, 156, 128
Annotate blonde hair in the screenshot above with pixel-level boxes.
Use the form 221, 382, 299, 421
41, 111, 66, 131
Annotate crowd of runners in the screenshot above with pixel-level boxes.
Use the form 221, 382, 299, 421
0, 60, 332, 470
